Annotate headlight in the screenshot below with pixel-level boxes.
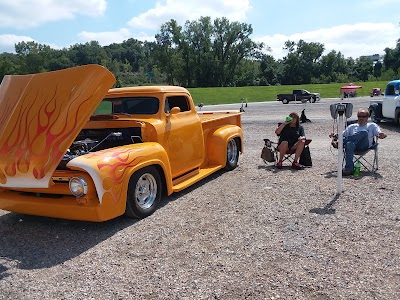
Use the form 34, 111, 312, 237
69, 177, 88, 197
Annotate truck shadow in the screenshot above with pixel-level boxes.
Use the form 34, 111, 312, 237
0, 212, 137, 278
379, 122, 400, 133
0, 169, 228, 278
159, 168, 226, 204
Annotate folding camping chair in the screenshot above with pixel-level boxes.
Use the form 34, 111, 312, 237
345, 137, 378, 174
261, 138, 312, 166
335, 120, 380, 175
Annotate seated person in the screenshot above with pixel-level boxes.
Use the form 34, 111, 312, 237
330, 108, 387, 176
275, 112, 306, 170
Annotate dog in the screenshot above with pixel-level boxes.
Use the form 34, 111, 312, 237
300, 109, 311, 123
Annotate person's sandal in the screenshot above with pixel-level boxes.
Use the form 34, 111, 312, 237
291, 162, 304, 170
276, 160, 283, 169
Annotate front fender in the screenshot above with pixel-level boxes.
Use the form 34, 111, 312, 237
67, 143, 173, 205
206, 125, 243, 166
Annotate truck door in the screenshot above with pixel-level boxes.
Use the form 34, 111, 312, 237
383, 82, 399, 119
163, 95, 205, 178
293, 90, 300, 101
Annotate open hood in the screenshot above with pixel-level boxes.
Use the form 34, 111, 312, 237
0, 65, 116, 188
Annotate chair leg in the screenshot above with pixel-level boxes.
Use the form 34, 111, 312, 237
344, 146, 379, 175
354, 152, 378, 175
282, 154, 294, 164
274, 147, 279, 164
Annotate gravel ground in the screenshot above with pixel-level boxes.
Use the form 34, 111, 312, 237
0, 97, 399, 300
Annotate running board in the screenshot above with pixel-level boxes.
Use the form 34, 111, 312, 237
172, 165, 222, 192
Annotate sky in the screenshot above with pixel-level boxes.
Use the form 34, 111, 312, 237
0, 0, 399, 60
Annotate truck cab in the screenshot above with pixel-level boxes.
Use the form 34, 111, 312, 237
98, 87, 205, 180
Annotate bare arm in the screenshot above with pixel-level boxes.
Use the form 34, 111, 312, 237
275, 121, 289, 135
374, 123, 386, 139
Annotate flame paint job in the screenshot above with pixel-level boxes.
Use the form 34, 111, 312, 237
0, 65, 116, 188
67, 145, 170, 205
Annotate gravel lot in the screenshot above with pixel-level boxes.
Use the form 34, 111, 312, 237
0, 96, 399, 300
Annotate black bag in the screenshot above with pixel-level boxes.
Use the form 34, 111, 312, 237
299, 146, 312, 167
261, 146, 275, 162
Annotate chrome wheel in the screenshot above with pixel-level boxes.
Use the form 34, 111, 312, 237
135, 173, 157, 209
125, 166, 162, 219
225, 138, 239, 170
227, 139, 238, 164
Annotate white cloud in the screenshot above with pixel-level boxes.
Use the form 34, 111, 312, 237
128, 0, 251, 30
0, 0, 107, 28
0, 33, 63, 53
0, 34, 34, 53
77, 28, 155, 46
78, 28, 132, 45
256, 22, 399, 60
78, 28, 155, 46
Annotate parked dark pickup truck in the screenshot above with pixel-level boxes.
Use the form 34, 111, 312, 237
277, 89, 320, 104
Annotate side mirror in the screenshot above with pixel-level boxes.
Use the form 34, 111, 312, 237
170, 107, 181, 114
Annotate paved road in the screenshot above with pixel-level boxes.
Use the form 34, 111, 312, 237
199, 96, 381, 125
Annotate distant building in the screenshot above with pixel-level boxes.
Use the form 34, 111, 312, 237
360, 54, 384, 66
360, 54, 383, 63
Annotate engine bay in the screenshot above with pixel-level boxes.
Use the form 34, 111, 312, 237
58, 127, 142, 169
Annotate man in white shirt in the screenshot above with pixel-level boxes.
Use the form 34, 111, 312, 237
331, 108, 387, 176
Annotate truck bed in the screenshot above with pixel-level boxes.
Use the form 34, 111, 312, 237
198, 111, 242, 128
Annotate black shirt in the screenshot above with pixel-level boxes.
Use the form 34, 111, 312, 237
278, 124, 305, 146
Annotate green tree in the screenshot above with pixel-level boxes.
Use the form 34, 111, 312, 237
153, 19, 184, 85
0, 53, 20, 80
281, 52, 303, 84
47, 49, 74, 71
182, 17, 214, 87
379, 68, 397, 81
354, 57, 373, 82
383, 41, 400, 73
259, 54, 279, 85
15, 41, 52, 74
67, 41, 108, 66
234, 59, 261, 86
280, 40, 324, 84
316, 50, 348, 83
153, 17, 264, 87
212, 17, 264, 86
373, 61, 383, 78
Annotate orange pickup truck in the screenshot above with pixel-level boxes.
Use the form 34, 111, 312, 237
0, 65, 243, 222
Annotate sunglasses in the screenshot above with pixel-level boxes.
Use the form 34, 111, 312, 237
357, 115, 368, 118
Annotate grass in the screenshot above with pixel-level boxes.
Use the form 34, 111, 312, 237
187, 81, 390, 106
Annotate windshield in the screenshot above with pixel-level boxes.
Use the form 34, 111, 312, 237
94, 97, 160, 115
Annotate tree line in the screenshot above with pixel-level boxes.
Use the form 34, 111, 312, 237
1, 16, 399, 88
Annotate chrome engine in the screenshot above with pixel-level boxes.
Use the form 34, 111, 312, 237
58, 131, 125, 170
